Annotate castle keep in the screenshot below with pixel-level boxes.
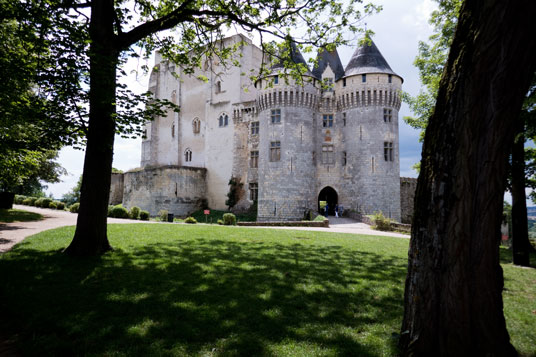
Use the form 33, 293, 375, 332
110, 34, 406, 222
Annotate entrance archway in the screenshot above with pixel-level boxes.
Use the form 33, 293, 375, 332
318, 186, 338, 216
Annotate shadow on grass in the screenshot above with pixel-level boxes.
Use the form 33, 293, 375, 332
0, 209, 43, 223
0, 237, 407, 356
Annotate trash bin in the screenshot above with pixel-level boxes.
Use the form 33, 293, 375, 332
167, 213, 174, 222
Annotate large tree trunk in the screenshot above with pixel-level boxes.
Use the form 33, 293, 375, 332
399, 0, 536, 355
511, 122, 531, 266
64, 0, 116, 256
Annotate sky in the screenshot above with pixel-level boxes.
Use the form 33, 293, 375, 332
46, 0, 436, 199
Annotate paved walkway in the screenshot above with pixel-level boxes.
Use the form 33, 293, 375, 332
1, 206, 409, 254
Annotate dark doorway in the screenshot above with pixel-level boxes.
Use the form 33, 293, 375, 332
318, 186, 338, 216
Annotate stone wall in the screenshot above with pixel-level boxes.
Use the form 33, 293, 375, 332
109, 173, 124, 205
120, 166, 207, 216
400, 177, 417, 224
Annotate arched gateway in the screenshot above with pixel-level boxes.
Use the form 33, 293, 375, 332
318, 186, 338, 216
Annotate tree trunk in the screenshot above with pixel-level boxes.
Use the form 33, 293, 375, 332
399, 0, 536, 355
64, 0, 117, 256
511, 121, 531, 266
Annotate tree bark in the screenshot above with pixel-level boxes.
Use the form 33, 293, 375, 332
64, 0, 117, 256
400, 0, 536, 355
511, 120, 530, 266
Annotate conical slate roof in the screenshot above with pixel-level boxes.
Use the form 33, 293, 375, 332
344, 39, 399, 78
270, 40, 313, 76
312, 46, 345, 81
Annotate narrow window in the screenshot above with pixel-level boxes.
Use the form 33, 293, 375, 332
384, 141, 394, 161
343, 78, 347, 87
250, 150, 259, 168
388, 74, 392, 83
184, 149, 192, 162
171, 123, 175, 138
249, 183, 258, 201
270, 141, 281, 162
216, 81, 222, 93
342, 151, 347, 166
193, 118, 200, 134
371, 156, 375, 173
251, 121, 259, 135
274, 75, 279, 85
322, 145, 334, 164
362, 74, 366, 83
322, 114, 333, 128
219, 113, 229, 127
342, 112, 347, 126
271, 109, 281, 124
383, 108, 392, 123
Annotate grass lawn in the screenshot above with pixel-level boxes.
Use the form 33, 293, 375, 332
0, 208, 43, 223
0, 225, 534, 356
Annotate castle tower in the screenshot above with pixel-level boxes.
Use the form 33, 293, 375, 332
256, 42, 320, 221
337, 39, 403, 220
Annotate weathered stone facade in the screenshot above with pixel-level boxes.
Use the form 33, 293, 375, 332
400, 177, 418, 224
112, 34, 410, 221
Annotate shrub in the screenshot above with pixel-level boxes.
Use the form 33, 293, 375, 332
223, 213, 236, 225
184, 216, 197, 224
217, 219, 223, 225
69, 203, 80, 213
372, 211, 392, 231
158, 209, 168, 222
22, 198, 33, 205
14, 195, 26, 204
313, 214, 326, 222
139, 210, 150, 221
27, 197, 38, 206
55, 201, 65, 210
129, 206, 141, 220
49, 201, 57, 209
35, 198, 45, 207
111, 204, 129, 219
107, 205, 114, 217
40, 198, 53, 208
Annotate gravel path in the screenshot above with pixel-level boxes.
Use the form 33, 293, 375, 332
1, 205, 409, 254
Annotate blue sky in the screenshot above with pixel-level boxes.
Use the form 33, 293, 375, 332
47, 0, 434, 198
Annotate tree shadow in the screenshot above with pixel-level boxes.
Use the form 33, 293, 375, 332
0, 236, 407, 356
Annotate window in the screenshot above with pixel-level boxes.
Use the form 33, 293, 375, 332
342, 151, 347, 166
250, 150, 259, 168
216, 81, 222, 93
343, 78, 347, 87
271, 109, 281, 124
171, 123, 175, 138
342, 112, 347, 126
219, 113, 229, 127
249, 183, 258, 201
362, 74, 366, 83
251, 121, 259, 135
270, 141, 281, 162
322, 114, 333, 128
324, 78, 334, 91
184, 148, 192, 162
274, 75, 279, 85
383, 108, 392, 123
192, 118, 201, 134
322, 145, 334, 164
388, 74, 392, 83
384, 142, 394, 161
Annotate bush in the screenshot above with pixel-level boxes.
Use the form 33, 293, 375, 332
40, 198, 53, 208
184, 216, 197, 224
55, 201, 65, 210
139, 210, 150, 221
111, 204, 129, 219
158, 209, 168, 222
34, 198, 45, 207
14, 195, 26, 204
129, 206, 141, 220
217, 219, 223, 225
27, 197, 38, 206
107, 205, 114, 217
69, 203, 80, 213
372, 211, 392, 231
313, 214, 326, 222
49, 201, 57, 209
223, 213, 236, 225
22, 198, 33, 205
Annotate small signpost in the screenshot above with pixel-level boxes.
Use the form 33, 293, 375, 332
204, 209, 210, 223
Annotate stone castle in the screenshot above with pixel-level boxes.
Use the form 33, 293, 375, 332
110, 34, 413, 222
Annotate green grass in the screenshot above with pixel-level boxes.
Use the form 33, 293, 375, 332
0, 208, 43, 223
0, 225, 534, 356
189, 209, 257, 224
